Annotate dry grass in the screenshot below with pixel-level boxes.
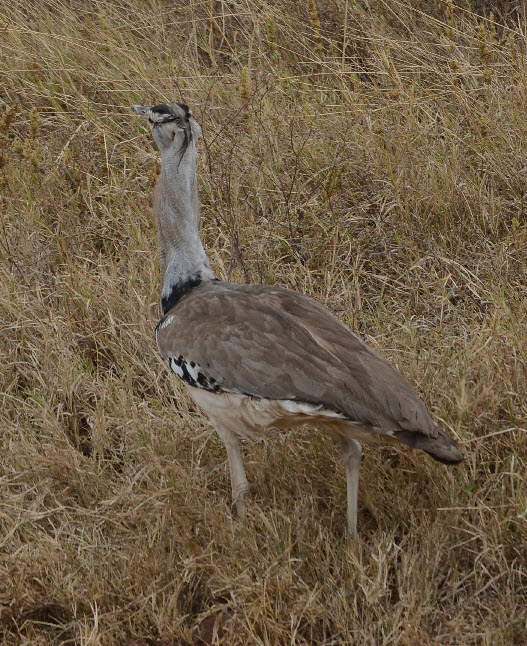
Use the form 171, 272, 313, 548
0, 0, 526, 643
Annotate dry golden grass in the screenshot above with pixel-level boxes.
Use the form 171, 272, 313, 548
0, 0, 526, 643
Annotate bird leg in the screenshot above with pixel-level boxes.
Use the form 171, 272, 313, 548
215, 425, 249, 522
337, 435, 363, 537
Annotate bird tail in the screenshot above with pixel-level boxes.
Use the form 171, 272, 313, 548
395, 427, 464, 464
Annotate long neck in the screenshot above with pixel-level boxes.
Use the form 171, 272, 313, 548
154, 143, 214, 313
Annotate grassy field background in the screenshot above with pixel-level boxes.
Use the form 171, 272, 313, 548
0, 0, 526, 643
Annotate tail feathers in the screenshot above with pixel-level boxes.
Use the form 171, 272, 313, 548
395, 427, 464, 465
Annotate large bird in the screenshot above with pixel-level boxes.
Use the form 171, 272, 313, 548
133, 102, 463, 536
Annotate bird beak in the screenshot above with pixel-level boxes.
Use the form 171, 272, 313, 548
132, 105, 149, 117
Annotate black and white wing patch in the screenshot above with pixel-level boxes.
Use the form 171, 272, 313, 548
167, 355, 222, 392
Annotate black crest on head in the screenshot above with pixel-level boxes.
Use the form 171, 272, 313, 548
177, 103, 191, 118
151, 103, 174, 117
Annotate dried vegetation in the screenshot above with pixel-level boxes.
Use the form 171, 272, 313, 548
0, 0, 526, 643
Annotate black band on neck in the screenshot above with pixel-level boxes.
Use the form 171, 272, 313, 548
161, 275, 202, 315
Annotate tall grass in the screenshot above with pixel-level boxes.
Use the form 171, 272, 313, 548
0, 1, 526, 643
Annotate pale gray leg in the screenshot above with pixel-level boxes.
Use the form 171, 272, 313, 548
338, 435, 363, 537
215, 425, 249, 522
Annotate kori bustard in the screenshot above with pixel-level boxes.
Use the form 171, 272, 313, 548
133, 102, 463, 537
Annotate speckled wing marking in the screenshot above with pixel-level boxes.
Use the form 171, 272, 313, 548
155, 281, 442, 439
166, 354, 233, 393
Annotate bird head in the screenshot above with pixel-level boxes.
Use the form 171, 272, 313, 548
132, 102, 201, 158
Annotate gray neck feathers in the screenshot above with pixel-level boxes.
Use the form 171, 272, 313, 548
154, 142, 214, 310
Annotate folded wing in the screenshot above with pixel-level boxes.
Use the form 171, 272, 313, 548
156, 281, 440, 439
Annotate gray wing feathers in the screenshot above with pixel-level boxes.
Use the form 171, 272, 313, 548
156, 281, 439, 438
